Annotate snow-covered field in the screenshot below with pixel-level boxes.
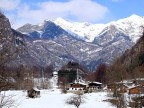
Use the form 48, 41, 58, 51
3, 89, 115, 108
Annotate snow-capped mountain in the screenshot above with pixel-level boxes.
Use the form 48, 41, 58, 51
109, 14, 144, 43
15, 14, 144, 71
55, 17, 105, 42
18, 14, 144, 43
55, 14, 144, 43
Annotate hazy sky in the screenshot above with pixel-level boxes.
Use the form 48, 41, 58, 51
0, 0, 144, 28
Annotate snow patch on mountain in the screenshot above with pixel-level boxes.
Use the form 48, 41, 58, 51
109, 14, 144, 43
54, 17, 105, 42
54, 15, 144, 43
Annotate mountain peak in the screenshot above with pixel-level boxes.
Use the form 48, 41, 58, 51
129, 14, 142, 18
126, 14, 144, 22
116, 14, 143, 23
55, 17, 68, 23
126, 14, 144, 21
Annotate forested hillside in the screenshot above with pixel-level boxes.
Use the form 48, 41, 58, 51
106, 31, 144, 83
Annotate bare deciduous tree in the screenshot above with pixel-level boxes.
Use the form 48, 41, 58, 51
0, 92, 16, 108
116, 94, 127, 108
66, 93, 85, 108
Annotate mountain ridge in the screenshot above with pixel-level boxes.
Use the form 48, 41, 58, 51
18, 14, 144, 43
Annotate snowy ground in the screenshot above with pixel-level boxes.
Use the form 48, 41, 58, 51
2, 89, 115, 108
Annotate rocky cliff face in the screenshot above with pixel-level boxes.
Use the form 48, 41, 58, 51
0, 12, 25, 66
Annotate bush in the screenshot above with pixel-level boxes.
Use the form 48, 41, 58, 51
61, 89, 67, 94
66, 93, 85, 108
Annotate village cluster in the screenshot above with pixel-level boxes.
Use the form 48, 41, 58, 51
27, 70, 103, 98
27, 68, 144, 107
107, 78, 144, 107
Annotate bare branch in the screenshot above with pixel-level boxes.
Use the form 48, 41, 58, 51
66, 93, 85, 108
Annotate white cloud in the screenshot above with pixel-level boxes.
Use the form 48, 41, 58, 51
0, 0, 20, 10
6, 0, 109, 28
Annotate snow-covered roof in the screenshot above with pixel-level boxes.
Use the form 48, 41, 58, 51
77, 82, 87, 85
70, 81, 87, 86
90, 82, 102, 85
128, 85, 142, 90
118, 80, 133, 84
33, 87, 40, 91
118, 78, 144, 84
53, 71, 58, 74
